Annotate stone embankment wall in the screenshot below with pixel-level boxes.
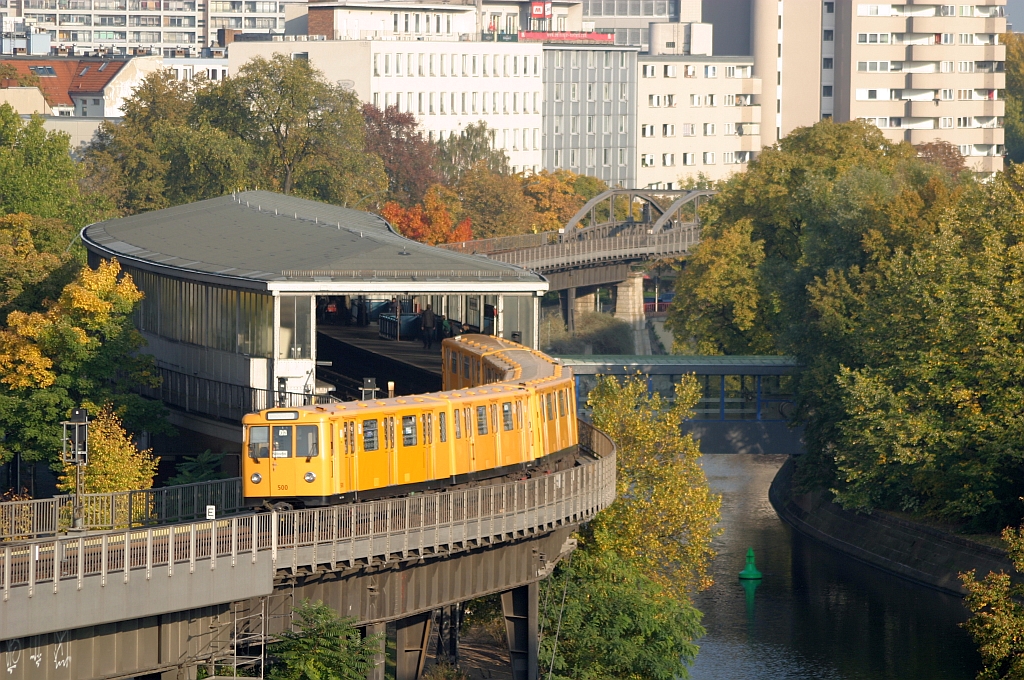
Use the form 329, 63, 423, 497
769, 458, 1014, 596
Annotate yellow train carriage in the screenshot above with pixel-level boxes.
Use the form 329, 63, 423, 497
242, 335, 577, 508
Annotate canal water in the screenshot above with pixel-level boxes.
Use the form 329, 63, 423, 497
688, 455, 982, 680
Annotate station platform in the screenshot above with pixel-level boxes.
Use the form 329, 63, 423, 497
317, 323, 444, 398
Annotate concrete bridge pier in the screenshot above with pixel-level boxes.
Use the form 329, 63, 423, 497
502, 583, 540, 680
614, 273, 651, 355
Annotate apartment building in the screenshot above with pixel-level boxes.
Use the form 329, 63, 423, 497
829, 1, 1006, 173
636, 53, 761, 185
228, 38, 545, 171
541, 43, 638, 186
4, 0, 284, 57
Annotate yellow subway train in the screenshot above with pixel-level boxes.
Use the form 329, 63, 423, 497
241, 335, 578, 508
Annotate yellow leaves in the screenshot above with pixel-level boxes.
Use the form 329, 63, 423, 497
57, 406, 158, 494
588, 373, 721, 597
0, 258, 142, 390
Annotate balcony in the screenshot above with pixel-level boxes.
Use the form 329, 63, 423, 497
906, 16, 1005, 33
905, 99, 1004, 117
906, 72, 1004, 90
906, 44, 1005, 61
734, 105, 761, 123
905, 127, 1003, 145
968, 155, 1003, 173
735, 78, 761, 96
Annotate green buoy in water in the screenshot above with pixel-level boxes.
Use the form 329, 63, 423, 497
738, 547, 763, 580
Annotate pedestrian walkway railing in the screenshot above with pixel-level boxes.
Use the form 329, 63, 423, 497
0, 419, 616, 638
0, 477, 244, 542
137, 367, 340, 423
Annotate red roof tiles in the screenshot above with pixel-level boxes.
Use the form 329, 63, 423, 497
0, 58, 127, 107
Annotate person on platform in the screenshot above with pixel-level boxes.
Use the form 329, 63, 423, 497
420, 305, 437, 350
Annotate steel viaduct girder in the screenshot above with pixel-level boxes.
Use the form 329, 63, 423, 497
562, 188, 716, 240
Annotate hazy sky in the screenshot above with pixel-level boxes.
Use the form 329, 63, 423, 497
1009, 0, 1024, 29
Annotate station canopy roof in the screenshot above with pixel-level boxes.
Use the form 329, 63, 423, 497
82, 191, 547, 294
556, 355, 799, 375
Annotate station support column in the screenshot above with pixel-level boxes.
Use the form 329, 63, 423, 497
502, 583, 539, 680
395, 612, 433, 680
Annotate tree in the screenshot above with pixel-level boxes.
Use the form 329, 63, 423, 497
0, 105, 92, 225
362, 104, 441, 205
539, 547, 704, 680
0, 258, 168, 469
915, 140, 966, 175
268, 600, 383, 680
0, 213, 79, 319
961, 524, 1024, 680
1003, 32, 1024, 163
437, 123, 510, 184
167, 450, 225, 486
456, 162, 537, 238
57, 406, 158, 493
587, 373, 720, 595
380, 185, 472, 245
206, 55, 386, 202
521, 170, 606, 233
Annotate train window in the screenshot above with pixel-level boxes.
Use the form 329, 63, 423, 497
363, 419, 379, 451
439, 412, 448, 442
272, 426, 293, 458
402, 415, 418, 446
515, 401, 523, 429
450, 351, 458, 374
502, 402, 513, 431
423, 414, 432, 445
491, 404, 498, 432
463, 355, 471, 378
465, 408, 471, 436
546, 394, 554, 421
476, 406, 489, 435
348, 423, 356, 454
454, 409, 462, 439
558, 391, 566, 417
248, 426, 270, 458
297, 425, 319, 458
342, 424, 349, 455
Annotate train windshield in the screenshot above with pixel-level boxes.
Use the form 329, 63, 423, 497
248, 426, 269, 458
272, 426, 293, 458
297, 425, 319, 458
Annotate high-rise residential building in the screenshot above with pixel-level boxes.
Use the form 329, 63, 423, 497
228, 37, 546, 172
703, 0, 1007, 171
829, 1, 1006, 173
636, 53, 761, 186
541, 43, 638, 185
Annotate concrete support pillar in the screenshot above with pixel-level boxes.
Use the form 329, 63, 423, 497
564, 288, 576, 333
614, 273, 651, 355
502, 583, 539, 680
573, 291, 596, 318
395, 612, 433, 680
366, 622, 386, 680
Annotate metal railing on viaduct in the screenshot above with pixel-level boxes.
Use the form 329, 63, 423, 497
439, 188, 714, 289
0, 420, 616, 680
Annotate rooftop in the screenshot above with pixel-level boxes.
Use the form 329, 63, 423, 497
0, 57, 128, 107
82, 191, 547, 294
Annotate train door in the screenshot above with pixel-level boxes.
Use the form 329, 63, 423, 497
466, 405, 478, 472
384, 414, 397, 486
269, 423, 298, 496
358, 417, 388, 490
341, 419, 357, 493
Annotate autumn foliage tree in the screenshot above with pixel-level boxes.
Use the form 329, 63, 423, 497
362, 104, 441, 206
381, 185, 472, 244
57, 406, 158, 494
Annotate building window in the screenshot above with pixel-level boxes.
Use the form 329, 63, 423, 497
940, 117, 953, 128
724, 94, 736, 106
703, 152, 715, 165
618, 148, 626, 165
570, 149, 578, 166
554, 83, 563, 101
642, 64, 656, 77
587, 115, 595, 133
620, 83, 628, 100
959, 144, 972, 156
641, 124, 655, 137
641, 153, 655, 167
664, 65, 676, 77
940, 33, 953, 44
703, 123, 715, 135
824, 1, 833, 12
823, 57, 833, 69
662, 153, 674, 166
690, 94, 701, 107
682, 152, 695, 165
959, 61, 976, 73
941, 61, 954, 73
724, 151, 736, 164
823, 29, 834, 41
649, 94, 662, 107
823, 85, 833, 97
941, 88, 954, 100
957, 116, 971, 128
663, 124, 675, 136
704, 94, 715, 106
682, 123, 696, 136
571, 83, 579, 100
603, 148, 610, 166
704, 65, 717, 78
857, 32, 891, 43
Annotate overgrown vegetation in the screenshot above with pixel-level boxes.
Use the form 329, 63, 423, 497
267, 600, 382, 680
539, 310, 634, 355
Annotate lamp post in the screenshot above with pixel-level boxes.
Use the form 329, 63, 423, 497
61, 408, 89, 530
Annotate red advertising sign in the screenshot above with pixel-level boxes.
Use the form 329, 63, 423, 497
530, 1, 545, 16
517, 30, 615, 42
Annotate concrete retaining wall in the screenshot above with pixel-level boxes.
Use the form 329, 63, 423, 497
769, 458, 1014, 596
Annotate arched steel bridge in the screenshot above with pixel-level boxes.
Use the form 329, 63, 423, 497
440, 189, 715, 290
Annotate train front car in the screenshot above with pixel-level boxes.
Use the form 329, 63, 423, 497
242, 407, 333, 509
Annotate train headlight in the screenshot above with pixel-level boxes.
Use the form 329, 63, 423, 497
304, 472, 316, 483
250, 473, 262, 484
